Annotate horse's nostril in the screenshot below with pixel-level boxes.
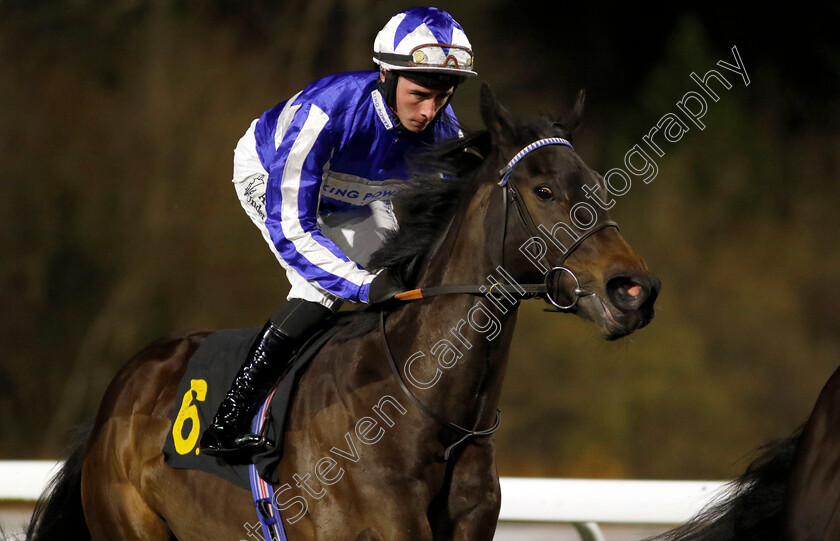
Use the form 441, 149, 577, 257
607, 275, 651, 311
623, 282, 643, 298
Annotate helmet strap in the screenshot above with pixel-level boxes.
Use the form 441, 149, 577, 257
377, 69, 399, 112
376, 69, 457, 134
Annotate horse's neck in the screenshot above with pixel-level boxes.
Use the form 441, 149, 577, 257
390, 182, 517, 427
421, 180, 502, 287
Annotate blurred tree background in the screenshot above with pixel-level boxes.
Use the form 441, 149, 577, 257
2, 0, 840, 481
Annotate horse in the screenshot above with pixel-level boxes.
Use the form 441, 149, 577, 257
26, 83, 660, 541
649, 363, 840, 541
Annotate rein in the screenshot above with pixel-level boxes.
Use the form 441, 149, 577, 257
380, 311, 501, 461
380, 136, 617, 460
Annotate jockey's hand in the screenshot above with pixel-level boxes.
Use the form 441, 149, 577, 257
367, 270, 404, 304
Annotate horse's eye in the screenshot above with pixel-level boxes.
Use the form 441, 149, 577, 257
534, 185, 553, 200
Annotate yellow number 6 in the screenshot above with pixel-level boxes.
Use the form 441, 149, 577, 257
172, 379, 207, 455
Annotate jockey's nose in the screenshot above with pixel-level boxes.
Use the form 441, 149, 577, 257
419, 99, 435, 120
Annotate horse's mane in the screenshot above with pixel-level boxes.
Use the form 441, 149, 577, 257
366, 130, 492, 286
329, 130, 490, 339
645, 432, 799, 541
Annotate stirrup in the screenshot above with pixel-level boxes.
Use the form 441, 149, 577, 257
200, 429, 265, 457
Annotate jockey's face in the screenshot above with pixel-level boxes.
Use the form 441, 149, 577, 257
392, 76, 454, 133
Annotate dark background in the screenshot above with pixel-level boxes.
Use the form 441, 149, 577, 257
3, 0, 840, 480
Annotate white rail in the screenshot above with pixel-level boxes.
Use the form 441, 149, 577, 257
0, 461, 727, 540
0, 461, 61, 501
498, 477, 726, 524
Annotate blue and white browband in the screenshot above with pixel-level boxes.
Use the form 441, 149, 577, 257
497, 137, 574, 187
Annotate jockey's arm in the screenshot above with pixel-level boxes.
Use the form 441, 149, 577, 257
263, 102, 377, 304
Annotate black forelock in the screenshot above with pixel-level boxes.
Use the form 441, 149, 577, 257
520, 114, 576, 144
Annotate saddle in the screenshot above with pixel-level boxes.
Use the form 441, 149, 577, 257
162, 324, 339, 488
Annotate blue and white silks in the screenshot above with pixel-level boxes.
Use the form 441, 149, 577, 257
232, 70, 460, 306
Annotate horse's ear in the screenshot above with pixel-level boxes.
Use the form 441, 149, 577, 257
562, 88, 586, 137
480, 83, 515, 146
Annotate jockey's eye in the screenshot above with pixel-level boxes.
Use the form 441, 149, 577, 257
534, 185, 553, 200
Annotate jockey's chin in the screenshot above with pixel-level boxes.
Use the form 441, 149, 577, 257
404, 118, 431, 132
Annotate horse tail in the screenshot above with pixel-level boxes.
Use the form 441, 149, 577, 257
647, 432, 800, 541
25, 426, 91, 541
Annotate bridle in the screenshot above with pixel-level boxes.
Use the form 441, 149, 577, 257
394, 136, 618, 311
382, 136, 618, 460
498, 137, 618, 310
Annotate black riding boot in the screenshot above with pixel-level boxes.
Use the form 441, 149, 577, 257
199, 299, 332, 457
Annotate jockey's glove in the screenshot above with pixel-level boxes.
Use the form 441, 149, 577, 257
367, 270, 405, 304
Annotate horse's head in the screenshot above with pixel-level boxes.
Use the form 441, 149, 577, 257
480, 84, 660, 339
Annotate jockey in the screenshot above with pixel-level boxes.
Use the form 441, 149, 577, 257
200, 7, 477, 457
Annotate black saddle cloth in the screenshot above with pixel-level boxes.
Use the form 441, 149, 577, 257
162, 325, 336, 489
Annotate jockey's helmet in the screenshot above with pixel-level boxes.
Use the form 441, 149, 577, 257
374, 7, 476, 111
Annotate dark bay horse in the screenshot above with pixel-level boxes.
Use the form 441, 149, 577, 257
27, 84, 659, 541
650, 363, 840, 541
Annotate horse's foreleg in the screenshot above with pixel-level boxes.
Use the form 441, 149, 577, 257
433, 439, 501, 541
306, 474, 435, 541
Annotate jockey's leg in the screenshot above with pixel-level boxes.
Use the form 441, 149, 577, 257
199, 298, 331, 456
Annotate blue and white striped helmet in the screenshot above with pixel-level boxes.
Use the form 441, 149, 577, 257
373, 7, 477, 80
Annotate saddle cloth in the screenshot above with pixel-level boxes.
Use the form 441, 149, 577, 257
162, 326, 335, 488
